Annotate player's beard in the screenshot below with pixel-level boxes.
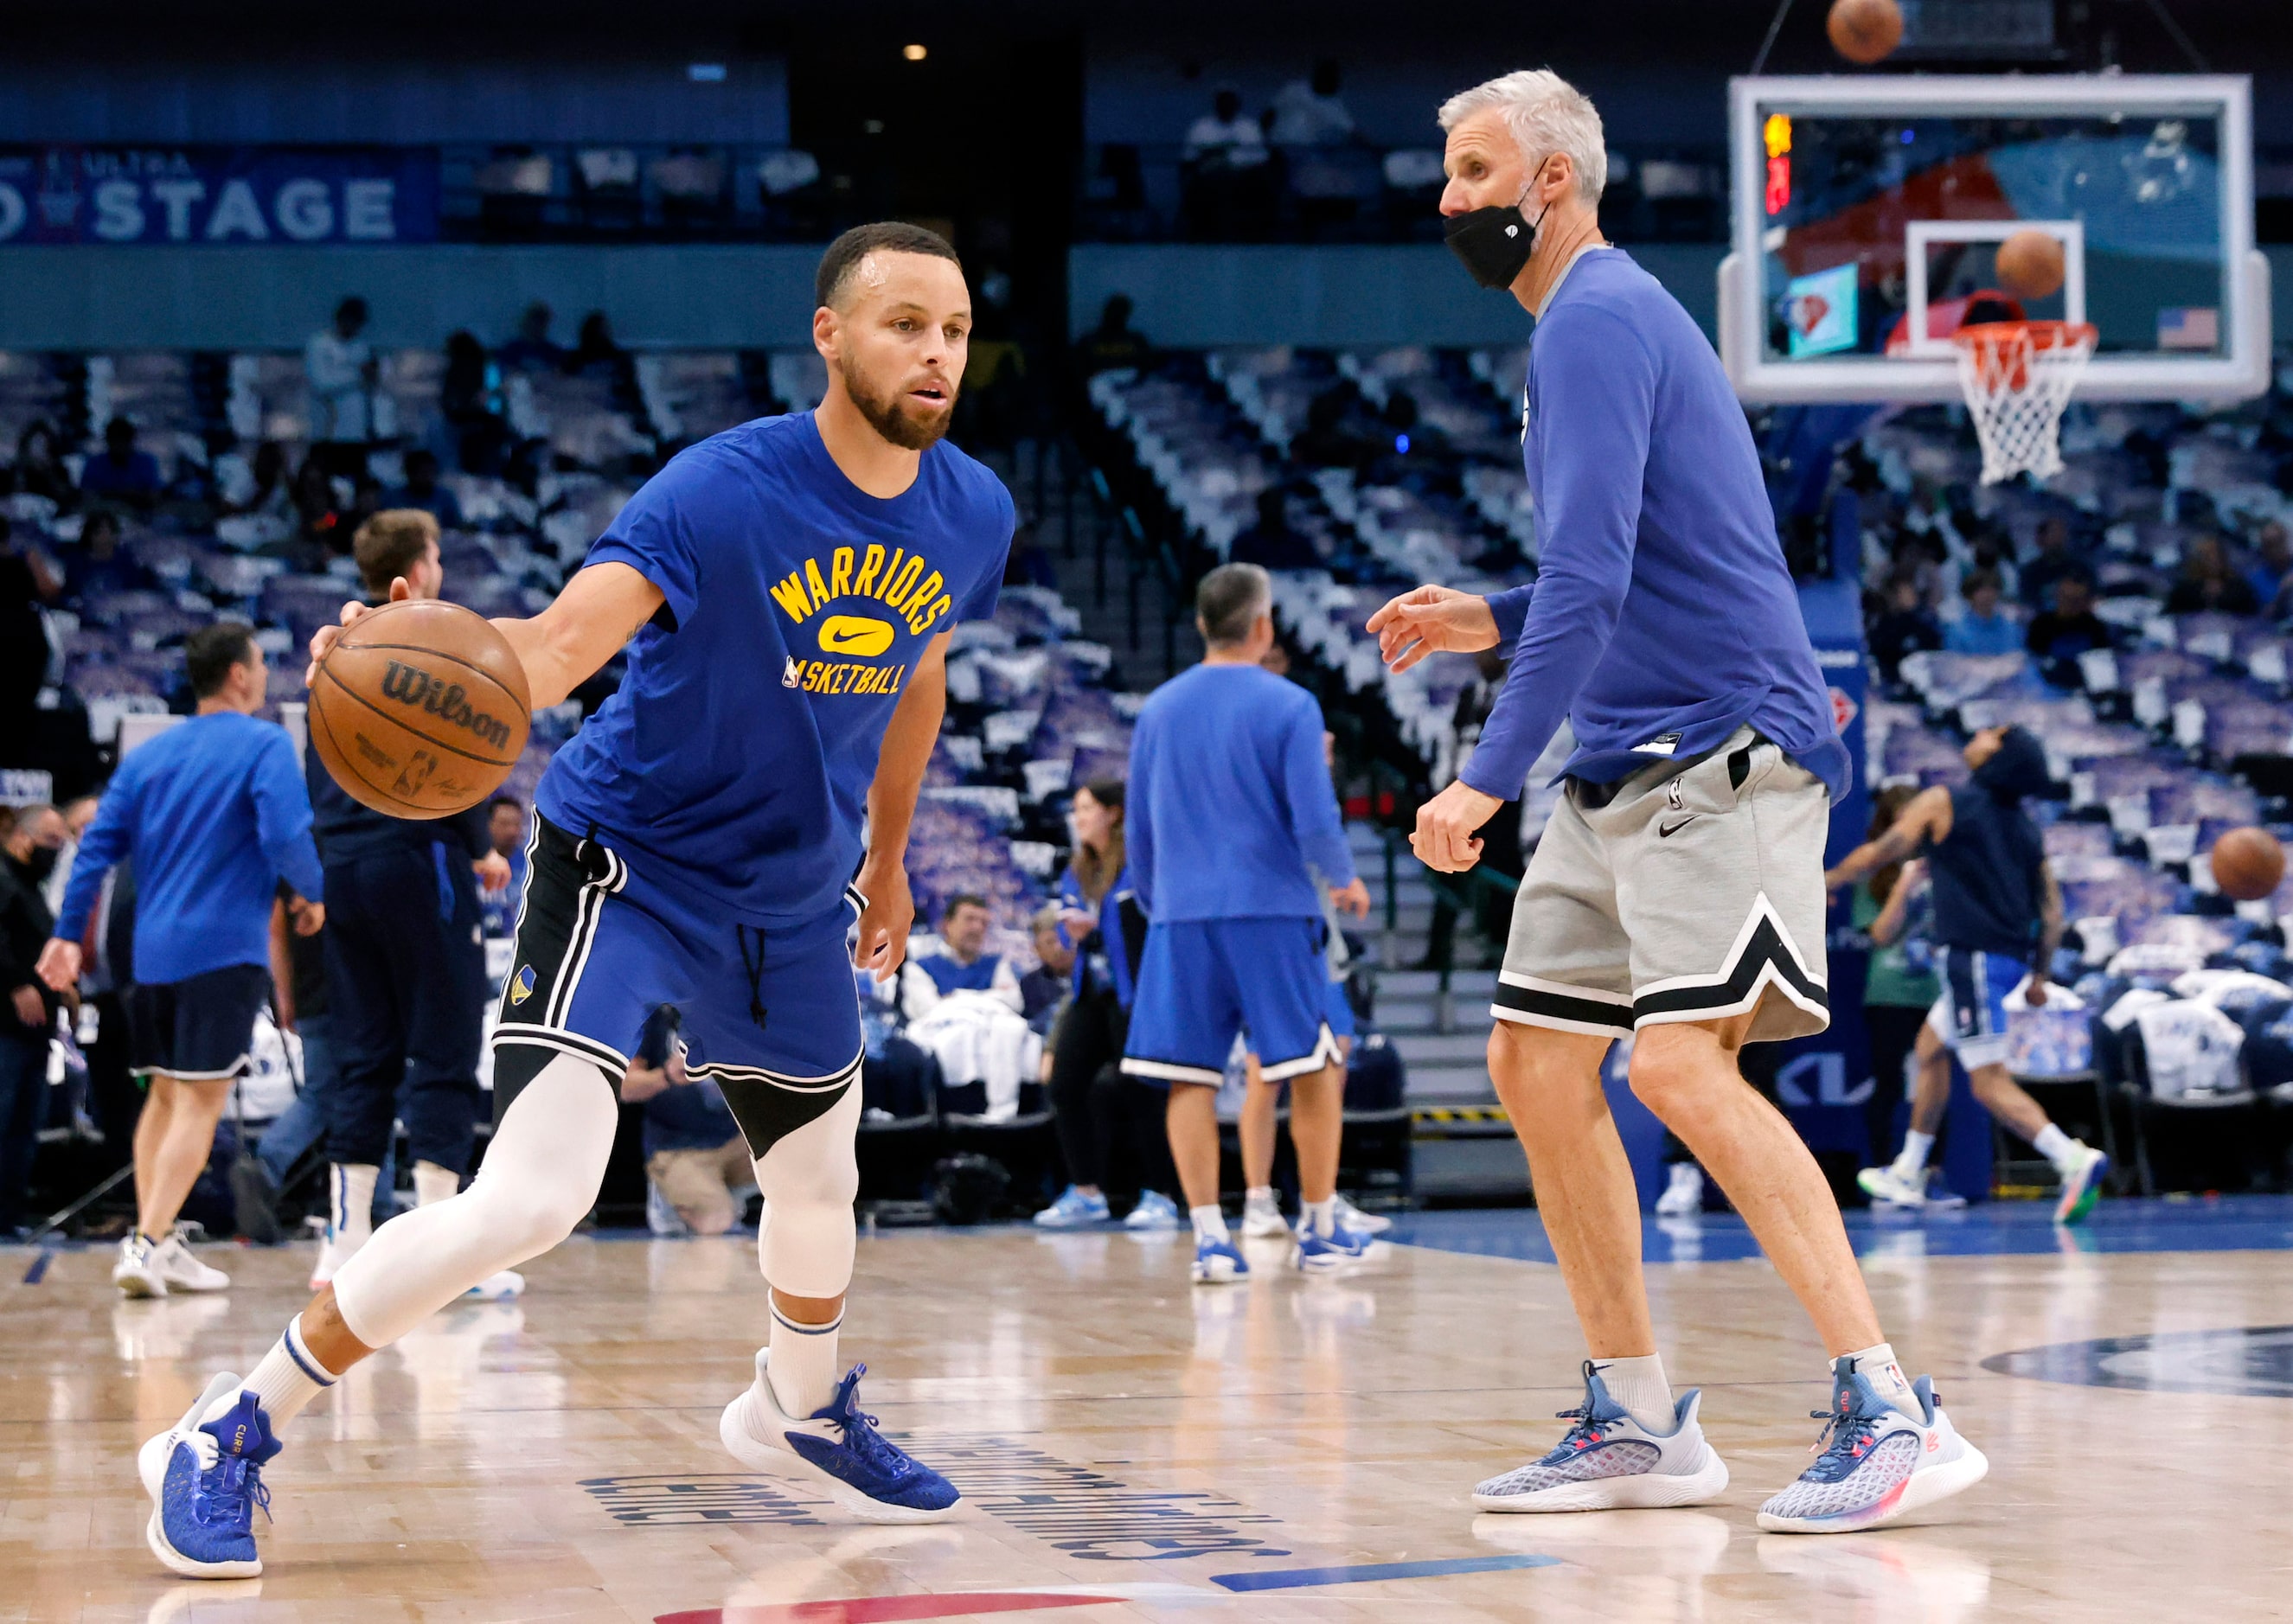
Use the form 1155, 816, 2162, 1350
840, 353, 957, 451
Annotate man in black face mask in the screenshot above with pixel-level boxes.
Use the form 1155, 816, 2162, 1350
0, 803, 64, 1237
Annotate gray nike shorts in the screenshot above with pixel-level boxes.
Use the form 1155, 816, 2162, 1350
1494, 726, 1831, 1043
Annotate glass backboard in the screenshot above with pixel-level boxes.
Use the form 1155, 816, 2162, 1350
1720, 75, 2267, 403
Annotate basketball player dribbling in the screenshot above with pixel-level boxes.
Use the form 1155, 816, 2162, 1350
1369, 70, 1986, 1531
138, 221, 1014, 1578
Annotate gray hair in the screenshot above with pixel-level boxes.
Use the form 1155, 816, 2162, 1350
1438, 69, 1607, 205
1196, 562, 1272, 646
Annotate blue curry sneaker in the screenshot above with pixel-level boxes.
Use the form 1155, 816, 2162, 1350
1473, 1360, 1730, 1512
719, 1354, 959, 1524
1033, 1185, 1111, 1229
1291, 1219, 1374, 1274
1757, 1355, 1989, 1533
2053, 1142, 2109, 1224
138, 1377, 281, 1577
1190, 1235, 1248, 1283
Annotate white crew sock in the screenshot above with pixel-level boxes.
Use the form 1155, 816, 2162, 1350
1894, 1129, 1936, 1174
1190, 1205, 1230, 1245
1844, 1341, 1921, 1414
207, 1314, 336, 1430
413, 1161, 461, 1207
2032, 1122, 2078, 1172
1593, 1353, 1676, 1433
331, 1163, 381, 1247
1301, 1197, 1336, 1238
1244, 1185, 1277, 1209
765, 1301, 843, 1419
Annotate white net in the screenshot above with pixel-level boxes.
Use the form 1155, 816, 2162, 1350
1952, 321, 2098, 486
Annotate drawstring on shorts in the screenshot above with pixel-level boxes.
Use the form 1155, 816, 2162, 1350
736, 925, 769, 1031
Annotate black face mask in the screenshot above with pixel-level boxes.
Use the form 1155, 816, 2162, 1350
1444, 161, 1552, 291
16, 847, 57, 885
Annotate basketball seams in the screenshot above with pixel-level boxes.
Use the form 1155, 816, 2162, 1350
331, 638, 530, 711
315, 661, 523, 769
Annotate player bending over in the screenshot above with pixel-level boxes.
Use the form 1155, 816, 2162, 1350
134, 221, 1014, 1579
1369, 68, 1986, 1532
1827, 725, 2110, 1222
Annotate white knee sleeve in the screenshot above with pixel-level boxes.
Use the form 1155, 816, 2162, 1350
333, 1052, 618, 1348
756, 1081, 861, 1301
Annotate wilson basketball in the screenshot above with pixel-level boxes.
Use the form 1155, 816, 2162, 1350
1827, 0, 1904, 65
308, 598, 531, 818
2210, 826, 2286, 902
1996, 228, 2067, 301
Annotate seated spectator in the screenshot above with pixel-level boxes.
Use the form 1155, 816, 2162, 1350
385, 449, 464, 529
61, 510, 148, 607
1229, 487, 1323, 571
906, 893, 1022, 1013
618, 1008, 754, 1237
1002, 522, 1060, 590
1021, 905, 1072, 1034
1186, 87, 1267, 167
2248, 520, 2291, 615
288, 454, 348, 564
1291, 387, 1375, 470
78, 417, 163, 511
441, 329, 509, 475
1943, 568, 2021, 655
0, 802, 61, 1237
2026, 572, 2114, 665
1077, 295, 1150, 374
569, 310, 630, 379
2019, 515, 2092, 610
2165, 534, 2259, 617
9, 421, 75, 508
304, 296, 377, 477
1270, 59, 1357, 146
225, 441, 293, 520
496, 302, 567, 374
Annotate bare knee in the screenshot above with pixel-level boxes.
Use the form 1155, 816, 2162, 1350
1626, 1022, 1748, 1124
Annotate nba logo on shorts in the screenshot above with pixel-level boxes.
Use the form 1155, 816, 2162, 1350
510, 965, 536, 1006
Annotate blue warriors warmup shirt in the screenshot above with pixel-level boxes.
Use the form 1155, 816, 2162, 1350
1464, 250, 1848, 802
540, 412, 1014, 924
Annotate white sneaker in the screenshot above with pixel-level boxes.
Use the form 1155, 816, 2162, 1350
719, 1351, 960, 1524
114, 1232, 168, 1299
309, 1231, 364, 1292
1474, 1361, 1730, 1512
1123, 1190, 1183, 1231
152, 1230, 229, 1294
465, 1269, 525, 1301
1331, 1192, 1392, 1235
1757, 1356, 1989, 1533
1655, 1163, 1704, 1218
1857, 1162, 1927, 1209
1239, 1192, 1288, 1238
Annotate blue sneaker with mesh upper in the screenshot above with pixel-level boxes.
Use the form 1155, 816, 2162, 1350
1473, 1359, 1730, 1512
137, 1376, 280, 1577
720, 1352, 959, 1524
1033, 1186, 1111, 1229
1757, 1354, 1989, 1533
1190, 1235, 1247, 1283
1291, 1218, 1374, 1273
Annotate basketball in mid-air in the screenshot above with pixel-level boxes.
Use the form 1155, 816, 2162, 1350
2210, 826, 2286, 902
1827, 0, 1904, 65
308, 598, 531, 818
1996, 228, 2068, 301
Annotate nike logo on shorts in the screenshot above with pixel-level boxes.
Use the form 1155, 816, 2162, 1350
1658, 816, 1697, 838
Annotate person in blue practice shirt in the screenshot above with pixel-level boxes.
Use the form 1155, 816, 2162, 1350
42, 622, 324, 1299
1121, 562, 1372, 1285
1367, 68, 1984, 1536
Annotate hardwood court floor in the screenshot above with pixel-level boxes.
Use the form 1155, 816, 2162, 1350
6, 1202, 2293, 1623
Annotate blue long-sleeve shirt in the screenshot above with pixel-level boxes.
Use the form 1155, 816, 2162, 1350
54, 711, 323, 986
1464, 250, 1849, 802
1126, 663, 1355, 922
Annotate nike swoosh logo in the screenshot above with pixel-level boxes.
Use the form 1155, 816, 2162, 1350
1657, 816, 1697, 838
817, 615, 895, 657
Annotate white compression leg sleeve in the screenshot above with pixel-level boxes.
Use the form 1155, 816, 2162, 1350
330, 1052, 619, 1349
755, 1080, 863, 1301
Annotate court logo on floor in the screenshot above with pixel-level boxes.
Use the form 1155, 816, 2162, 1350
1983, 1324, 2293, 1397
582, 1474, 825, 1525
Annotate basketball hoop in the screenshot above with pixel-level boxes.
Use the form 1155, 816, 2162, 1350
1950, 320, 2098, 486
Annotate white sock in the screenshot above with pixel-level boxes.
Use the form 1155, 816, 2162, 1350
208, 1314, 336, 1430
1301, 1197, 1336, 1237
1593, 1353, 1675, 1433
1844, 1342, 1921, 1414
1190, 1205, 1230, 1245
765, 1301, 843, 1419
2033, 1122, 2078, 1172
1245, 1185, 1277, 1208
331, 1163, 380, 1247
1895, 1129, 1936, 1173
413, 1161, 460, 1207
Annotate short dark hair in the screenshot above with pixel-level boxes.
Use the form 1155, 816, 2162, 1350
1962, 568, 2002, 600
105, 414, 135, 441
1196, 562, 1272, 645
488, 794, 523, 815
354, 508, 439, 597
943, 892, 990, 922
186, 620, 258, 698
816, 221, 962, 310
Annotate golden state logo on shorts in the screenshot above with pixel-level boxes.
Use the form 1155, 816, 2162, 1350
509, 965, 536, 1006
817, 615, 894, 658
